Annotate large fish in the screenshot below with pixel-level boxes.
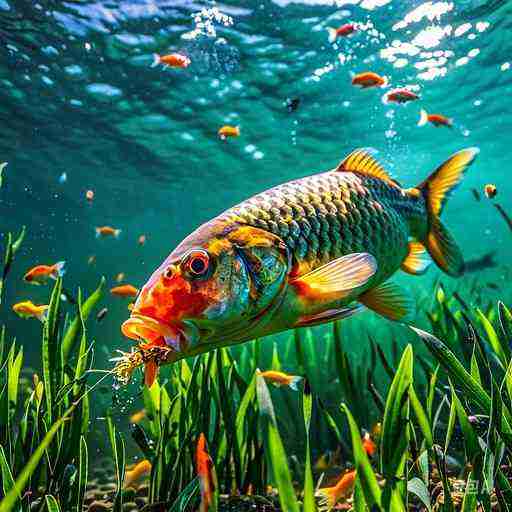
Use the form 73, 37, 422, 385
121, 147, 478, 382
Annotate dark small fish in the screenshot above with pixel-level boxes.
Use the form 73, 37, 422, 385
286, 97, 300, 112
464, 251, 497, 273
471, 188, 480, 201
486, 282, 499, 290
484, 184, 497, 199
494, 203, 512, 232
96, 307, 108, 322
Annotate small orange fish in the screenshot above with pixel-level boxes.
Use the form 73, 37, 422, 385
86, 190, 94, 201
418, 109, 452, 128
257, 370, 302, 390
196, 433, 218, 512
95, 226, 121, 238
352, 71, 387, 88
115, 272, 125, 283
484, 184, 497, 199
129, 409, 146, 424
111, 284, 139, 298
218, 125, 240, 140
327, 23, 356, 43
12, 301, 48, 321
144, 359, 158, 388
87, 255, 96, 265
152, 53, 190, 68
362, 432, 377, 457
24, 261, 66, 285
316, 469, 356, 509
384, 88, 419, 104
138, 234, 146, 246
123, 459, 151, 488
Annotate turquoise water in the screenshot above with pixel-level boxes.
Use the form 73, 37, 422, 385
1, 0, 511, 367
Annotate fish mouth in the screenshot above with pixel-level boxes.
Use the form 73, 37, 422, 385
121, 314, 198, 354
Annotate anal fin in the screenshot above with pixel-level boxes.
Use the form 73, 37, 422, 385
295, 304, 365, 328
359, 281, 415, 323
291, 252, 377, 300
401, 241, 431, 275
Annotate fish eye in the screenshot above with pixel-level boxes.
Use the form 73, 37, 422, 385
185, 250, 210, 277
163, 266, 174, 279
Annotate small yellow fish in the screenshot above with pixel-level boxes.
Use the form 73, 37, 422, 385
124, 459, 151, 488
218, 125, 240, 140
12, 301, 48, 321
129, 409, 146, 424
115, 272, 125, 283
316, 469, 356, 509
257, 370, 302, 390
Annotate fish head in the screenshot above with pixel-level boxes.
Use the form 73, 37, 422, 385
121, 221, 290, 364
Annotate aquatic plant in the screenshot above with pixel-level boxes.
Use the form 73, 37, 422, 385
1, 214, 511, 511
0, 228, 105, 512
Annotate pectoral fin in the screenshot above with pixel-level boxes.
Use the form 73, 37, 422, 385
295, 303, 365, 328
291, 253, 377, 299
359, 281, 415, 323
401, 241, 431, 275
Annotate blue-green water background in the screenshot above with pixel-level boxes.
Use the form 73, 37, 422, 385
1, 0, 511, 381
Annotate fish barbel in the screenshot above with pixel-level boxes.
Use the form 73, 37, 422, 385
121, 147, 478, 377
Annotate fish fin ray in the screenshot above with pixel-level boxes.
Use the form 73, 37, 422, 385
52, 261, 66, 278
289, 376, 302, 391
401, 241, 431, 275
291, 253, 377, 299
415, 147, 478, 276
336, 148, 399, 186
426, 219, 465, 277
295, 304, 365, 327
417, 147, 479, 217
359, 281, 415, 323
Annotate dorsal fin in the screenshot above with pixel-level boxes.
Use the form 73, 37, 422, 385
336, 148, 399, 186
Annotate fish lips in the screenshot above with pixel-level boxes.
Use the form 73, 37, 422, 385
121, 314, 199, 356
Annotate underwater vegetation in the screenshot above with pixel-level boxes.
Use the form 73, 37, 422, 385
1, 0, 512, 511
1, 204, 512, 511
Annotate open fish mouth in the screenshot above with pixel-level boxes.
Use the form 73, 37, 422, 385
121, 314, 195, 353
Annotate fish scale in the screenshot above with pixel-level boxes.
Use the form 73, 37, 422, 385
223, 169, 418, 282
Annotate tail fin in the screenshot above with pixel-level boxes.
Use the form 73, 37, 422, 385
288, 376, 302, 391
51, 261, 66, 279
327, 27, 337, 43
37, 308, 49, 323
416, 147, 479, 276
114, 229, 122, 238
417, 108, 428, 126
151, 53, 160, 68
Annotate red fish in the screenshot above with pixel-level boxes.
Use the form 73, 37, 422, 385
384, 88, 419, 104
327, 23, 356, 43
317, 469, 356, 509
362, 432, 377, 457
152, 53, 190, 68
196, 434, 217, 512
95, 226, 121, 238
418, 109, 452, 128
24, 262, 66, 285
111, 284, 139, 298
352, 71, 387, 88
